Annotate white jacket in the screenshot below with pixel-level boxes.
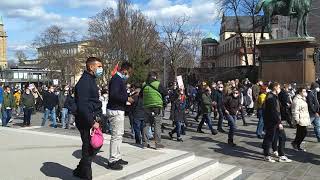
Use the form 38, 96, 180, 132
292, 94, 311, 127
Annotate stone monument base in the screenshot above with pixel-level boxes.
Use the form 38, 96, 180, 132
257, 38, 319, 85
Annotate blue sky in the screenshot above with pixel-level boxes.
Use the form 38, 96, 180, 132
0, 0, 222, 61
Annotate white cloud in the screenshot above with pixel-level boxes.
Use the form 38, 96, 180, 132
66, 0, 117, 9
0, 0, 50, 9
142, 0, 221, 25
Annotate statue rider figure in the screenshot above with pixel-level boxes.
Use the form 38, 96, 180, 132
288, 0, 296, 15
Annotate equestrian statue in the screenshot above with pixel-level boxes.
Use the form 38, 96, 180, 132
255, 0, 313, 39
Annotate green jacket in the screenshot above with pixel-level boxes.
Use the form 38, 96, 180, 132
201, 93, 212, 114
2, 92, 14, 110
21, 93, 35, 109
143, 81, 163, 108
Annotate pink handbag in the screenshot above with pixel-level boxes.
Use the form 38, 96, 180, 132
90, 128, 104, 149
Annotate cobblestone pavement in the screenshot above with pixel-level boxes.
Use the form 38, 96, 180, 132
4, 110, 320, 180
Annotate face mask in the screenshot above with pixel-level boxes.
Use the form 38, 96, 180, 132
103, 94, 108, 98
267, 89, 271, 93
7, 91, 10, 94
95, 67, 103, 78
50, 89, 54, 93
218, 87, 223, 91
233, 94, 239, 98
65, 88, 69, 91
316, 87, 320, 92
302, 92, 308, 97
26, 91, 30, 94
123, 74, 129, 80
64, 93, 68, 96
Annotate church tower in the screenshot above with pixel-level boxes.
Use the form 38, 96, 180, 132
0, 16, 7, 69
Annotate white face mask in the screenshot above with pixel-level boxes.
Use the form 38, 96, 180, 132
26, 91, 30, 94
103, 94, 108, 98
302, 92, 308, 97
316, 87, 320, 92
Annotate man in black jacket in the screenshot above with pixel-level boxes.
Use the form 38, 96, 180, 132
107, 62, 134, 170
41, 86, 59, 128
214, 83, 226, 132
263, 82, 292, 163
307, 82, 320, 142
73, 57, 103, 180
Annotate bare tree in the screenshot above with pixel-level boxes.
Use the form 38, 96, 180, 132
242, 0, 260, 66
33, 25, 83, 85
222, 0, 249, 66
88, 0, 160, 84
15, 50, 27, 65
161, 16, 191, 78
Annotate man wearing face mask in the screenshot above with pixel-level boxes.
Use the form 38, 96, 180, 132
73, 57, 103, 179
21, 87, 35, 126
263, 82, 292, 163
307, 82, 320, 142
1, 86, 14, 127
41, 86, 59, 128
224, 89, 241, 146
107, 62, 134, 170
59, 89, 69, 129
214, 84, 226, 132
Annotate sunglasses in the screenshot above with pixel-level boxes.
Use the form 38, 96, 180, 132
218, 87, 223, 88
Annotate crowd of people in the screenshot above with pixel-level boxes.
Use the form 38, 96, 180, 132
1, 57, 320, 180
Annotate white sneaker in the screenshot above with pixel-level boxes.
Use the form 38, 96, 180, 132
8, 119, 13, 123
278, 156, 292, 163
273, 151, 279, 157
265, 156, 276, 163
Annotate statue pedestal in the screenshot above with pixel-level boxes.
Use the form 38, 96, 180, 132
257, 38, 319, 84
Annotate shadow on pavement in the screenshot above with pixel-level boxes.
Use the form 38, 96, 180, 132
40, 162, 77, 180
72, 149, 109, 168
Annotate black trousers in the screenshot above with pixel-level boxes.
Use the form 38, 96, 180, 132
75, 128, 100, 179
293, 125, 307, 147
23, 108, 33, 125
263, 128, 286, 157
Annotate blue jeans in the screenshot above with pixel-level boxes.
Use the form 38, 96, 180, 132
61, 108, 69, 128
42, 108, 57, 127
171, 121, 185, 138
2, 109, 12, 126
226, 115, 237, 140
311, 115, 320, 140
217, 107, 225, 129
199, 113, 214, 131
256, 109, 264, 136
133, 118, 144, 144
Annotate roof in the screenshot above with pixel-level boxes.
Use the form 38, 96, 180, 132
220, 16, 264, 34
37, 40, 93, 50
202, 38, 219, 44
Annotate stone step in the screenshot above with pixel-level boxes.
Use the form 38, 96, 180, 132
118, 152, 195, 180
195, 163, 242, 180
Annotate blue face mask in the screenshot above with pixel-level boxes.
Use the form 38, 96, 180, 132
95, 68, 103, 78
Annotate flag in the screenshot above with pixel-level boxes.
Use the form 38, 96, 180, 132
111, 63, 119, 76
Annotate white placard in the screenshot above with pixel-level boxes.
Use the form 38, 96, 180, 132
176, 75, 184, 90
53, 79, 59, 85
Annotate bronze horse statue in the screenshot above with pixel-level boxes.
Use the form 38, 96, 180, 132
255, 0, 313, 39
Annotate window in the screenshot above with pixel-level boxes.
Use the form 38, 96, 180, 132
14, 73, 19, 79
246, 37, 253, 48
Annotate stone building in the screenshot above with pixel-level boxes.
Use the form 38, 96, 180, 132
0, 16, 7, 69
201, 38, 219, 68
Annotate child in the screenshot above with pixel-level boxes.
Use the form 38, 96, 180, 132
131, 89, 145, 145
169, 89, 186, 142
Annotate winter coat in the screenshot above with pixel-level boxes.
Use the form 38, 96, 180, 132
173, 95, 186, 122
2, 92, 14, 110
132, 95, 145, 120
64, 95, 77, 115
292, 94, 311, 127
21, 93, 35, 109
58, 94, 68, 109
13, 91, 21, 107
224, 95, 241, 115
246, 87, 254, 108
307, 90, 320, 115
201, 93, 212, 114
263, 93, 281, 130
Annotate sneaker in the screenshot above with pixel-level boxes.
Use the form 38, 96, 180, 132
143, 143, 151, 149
177, 138, 183, 142
197, 129, 204, 133
8, 119, 13, 123
265, 156, 276, 163
291, 142, 298, 150
297, 147, 307, 152
273, 151, 279, 158
218, 128, 226, 133
155, 143, 165, 149
117, 159, 128, 165
168, 132, 173, 140
278, 156, 292, 163
211, 129, 218, 135
228, 139, 237, 147
108, 161, 123, 170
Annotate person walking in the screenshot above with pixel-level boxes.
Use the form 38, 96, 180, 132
13, 89, 22, 116
291, 87, 311, 151
224, 88, 241, 146
214, 84, 226, 132
73, 57, 103, 179
197, 86, 218, 135
169, 89, 187, 142
279, 84, 294, 128
1, 86, 14, 127
263, 82, 292, 163
107, 62, 134, 170
59, 89, 69, 129
41, 86, 59, 128
99, 89, 110, 134
131, 88, 145, 145
64, 88, 77, 129
306, 82, 320, 142
0, 83, 3, 124
256, 86, 267, 139
21, 87, 35, 126
142, 71, 167, 149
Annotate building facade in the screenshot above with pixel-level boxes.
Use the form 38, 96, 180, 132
0, 17, 7, 69
201, 38, 219, 68
37, 40, 92, 85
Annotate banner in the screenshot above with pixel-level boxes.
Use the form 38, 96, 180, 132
176, 75, 184, 90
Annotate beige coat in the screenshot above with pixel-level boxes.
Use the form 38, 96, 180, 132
292, 94, 311, 126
